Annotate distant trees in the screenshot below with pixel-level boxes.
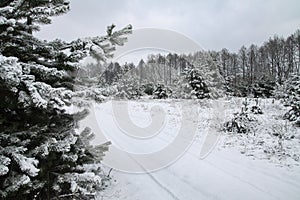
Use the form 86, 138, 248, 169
95, 29, 300, 99
210, 30, 300, 96
97, 53, 194, 86
239, 46, 247, 80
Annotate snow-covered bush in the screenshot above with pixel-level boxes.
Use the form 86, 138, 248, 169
222, 110, 300, 166
250, 98, 263, 114
141, 82, 155, 95
251, 105, 263, 114
153, 84, 172, 99
224, 99, 258, 133
262, 122, 299, 163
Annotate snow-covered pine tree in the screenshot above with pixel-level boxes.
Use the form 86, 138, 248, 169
153, 83, 172, 99
0, 1, 132, 199
280, 74, 300, 126
185, 67, 209, 99
115, 75, 143, 100
173, 62, 209, 99
188, 51, 225, 98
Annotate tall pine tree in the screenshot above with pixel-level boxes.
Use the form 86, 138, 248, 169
0, 0, 132, 199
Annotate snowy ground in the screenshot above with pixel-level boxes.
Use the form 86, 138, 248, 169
80, 98, 300, 200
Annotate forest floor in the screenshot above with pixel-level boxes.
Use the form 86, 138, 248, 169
80, 97, 300, 200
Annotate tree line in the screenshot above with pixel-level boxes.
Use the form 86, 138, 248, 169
89, 29, 299, 98
209, 30, 300, 95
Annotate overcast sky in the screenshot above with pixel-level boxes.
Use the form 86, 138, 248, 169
36, 0, 300, 53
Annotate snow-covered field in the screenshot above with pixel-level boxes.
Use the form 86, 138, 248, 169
80, 98, 300, 200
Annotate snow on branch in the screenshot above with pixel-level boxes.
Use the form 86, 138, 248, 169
65, 24, 132, 63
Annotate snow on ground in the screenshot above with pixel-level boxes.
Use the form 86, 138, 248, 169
221, 98, 300, 167
80, 97, 300, 200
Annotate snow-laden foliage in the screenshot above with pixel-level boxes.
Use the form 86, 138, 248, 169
224, 98, 260, 134
282, 75, 300, 126
185, 67, 209, 99
0, 115, 111, 199
172, 65, 209, 99
0, 54, 73, 116
0, 55, 21, 93
224, 75, 276, 98
251, 77, 275, 98
0, 1, 132, 199
187, 51, 225, 98
114, 76, 143, 100
153, 84, 172, 99
0, 29, 132, 116
140, 83, 155, 95
275, 74, 300, 126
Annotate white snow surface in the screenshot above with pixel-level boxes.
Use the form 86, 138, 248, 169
79, 97, 300, 200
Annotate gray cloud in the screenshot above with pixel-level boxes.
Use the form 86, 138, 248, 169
35, 0, 300, 52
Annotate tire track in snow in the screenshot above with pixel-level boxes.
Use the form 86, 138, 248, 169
212, 151, 300, 189
142, 125, 280, 200
127, 154, 181, 200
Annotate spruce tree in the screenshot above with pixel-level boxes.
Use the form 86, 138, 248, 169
0, 0, 132, 199
281, 74, 300, 126
186, 67, 209, 99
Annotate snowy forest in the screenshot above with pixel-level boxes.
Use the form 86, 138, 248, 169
84, 29, 300, 98
1, 0, 300, 200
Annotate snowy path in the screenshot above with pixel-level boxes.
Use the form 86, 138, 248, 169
80, 99, 300, 200
104, 148, 300, 200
